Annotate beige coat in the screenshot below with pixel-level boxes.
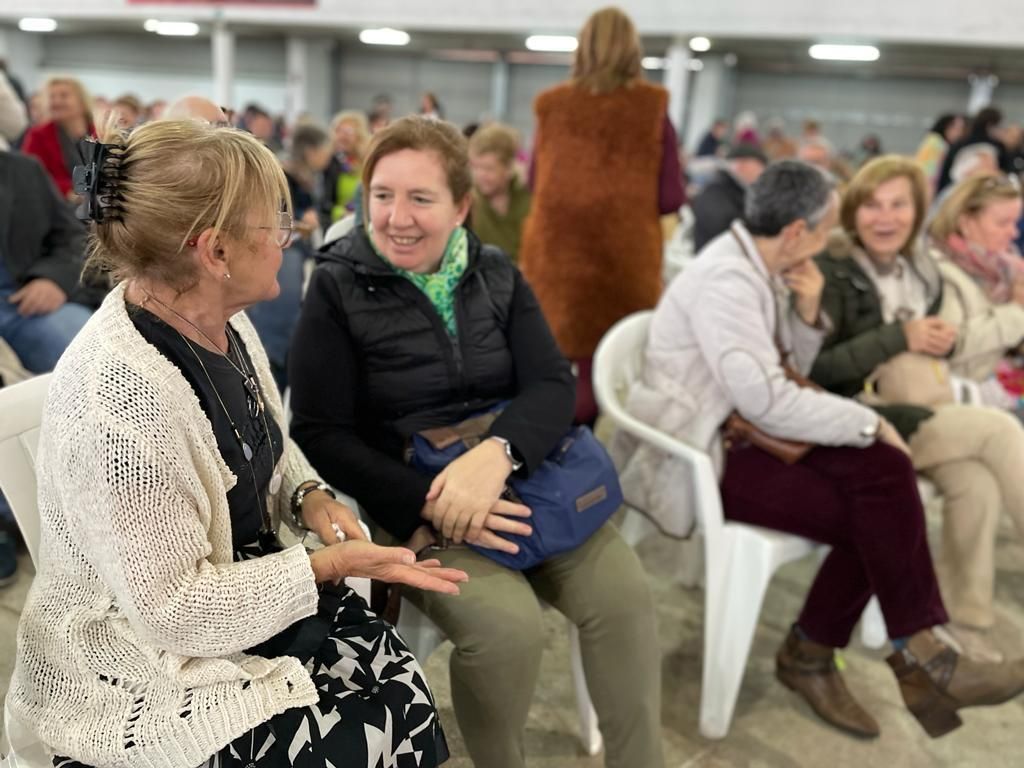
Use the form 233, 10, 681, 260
935, 247, 1024, 381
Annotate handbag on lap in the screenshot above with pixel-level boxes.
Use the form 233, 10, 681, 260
861, 352, 955, 408
721, 356, 821, 465
408, 404, 622, 569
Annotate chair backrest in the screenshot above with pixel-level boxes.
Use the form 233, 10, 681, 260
323, 213, 357, 247
592, 311, 651, 406
592, 312, 726, 537
0, 374, 52, 566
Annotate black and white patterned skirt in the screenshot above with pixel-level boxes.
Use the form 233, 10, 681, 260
56, 538, 448, 768
208, 585, 448, 767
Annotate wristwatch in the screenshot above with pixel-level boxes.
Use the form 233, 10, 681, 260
489, 435, 524, 472
860, 417, 881, 441
290, 481, 336, 529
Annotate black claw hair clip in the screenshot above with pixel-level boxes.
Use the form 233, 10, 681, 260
73, 139, 128, 223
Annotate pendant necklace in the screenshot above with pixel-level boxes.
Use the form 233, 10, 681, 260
139, 288, 265, 417
136, 285, 278, 531
177, 330, 275, 531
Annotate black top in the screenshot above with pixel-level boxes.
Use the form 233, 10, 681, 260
285, 169, 316, 219
289, 226, 575, 541
691, 169, 746, 253
57, 125, 87, 181
936, 132, 1013, 193
129, 305, 284, 550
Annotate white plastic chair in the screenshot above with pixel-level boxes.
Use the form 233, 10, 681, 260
397, 597, 602, 756
593, 311, 886, 739
323, 213, 357, 247
0, 377, 52, 768
0, 374, 51, 566
0, 339, 31, 389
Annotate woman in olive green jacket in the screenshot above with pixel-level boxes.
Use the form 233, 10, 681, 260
810, 155, 1024, 663
812, 227, 942, 438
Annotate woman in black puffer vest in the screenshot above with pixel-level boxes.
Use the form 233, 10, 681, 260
289, 116, 664, 768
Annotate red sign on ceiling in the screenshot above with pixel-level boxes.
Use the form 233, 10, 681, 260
128, 1, 315, 5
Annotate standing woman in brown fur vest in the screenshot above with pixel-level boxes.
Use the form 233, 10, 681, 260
520, 6, 684, 424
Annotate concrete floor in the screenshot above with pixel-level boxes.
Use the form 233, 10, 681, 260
2, 510, 1024, 767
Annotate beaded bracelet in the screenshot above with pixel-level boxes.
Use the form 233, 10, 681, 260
290, 481, 336, 530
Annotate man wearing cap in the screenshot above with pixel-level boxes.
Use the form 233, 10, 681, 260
691, 143, 767, 253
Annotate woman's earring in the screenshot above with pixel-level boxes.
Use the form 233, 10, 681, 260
223, 272, 231, 280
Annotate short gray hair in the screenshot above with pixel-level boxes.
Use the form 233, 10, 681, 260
950, 142, 998, 183
744, 160, 835, 236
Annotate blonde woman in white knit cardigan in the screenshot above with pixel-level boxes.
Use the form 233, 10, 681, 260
8, 120, 466, 768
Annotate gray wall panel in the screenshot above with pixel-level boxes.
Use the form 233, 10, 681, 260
733, 71, 970, 155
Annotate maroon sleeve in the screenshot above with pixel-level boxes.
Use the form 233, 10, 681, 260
527, 128, 538, 192
658, 115, 685, 214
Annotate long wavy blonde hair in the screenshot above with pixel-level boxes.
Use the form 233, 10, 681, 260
571, 6, 643, 94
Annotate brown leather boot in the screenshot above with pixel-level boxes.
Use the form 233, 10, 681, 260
887, 627, 1024, 738
776, 626, 880, 738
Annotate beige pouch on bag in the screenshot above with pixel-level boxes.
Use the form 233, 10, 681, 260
862, 352, 955, 407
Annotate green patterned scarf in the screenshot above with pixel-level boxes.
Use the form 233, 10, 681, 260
369, 225, 469, 336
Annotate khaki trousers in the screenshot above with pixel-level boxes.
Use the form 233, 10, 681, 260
909, 404, 1024, 628
387, 523, 664, 768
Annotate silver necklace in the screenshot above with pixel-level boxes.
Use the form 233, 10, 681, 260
176, 329, 275, 533
140, 289, 265, 415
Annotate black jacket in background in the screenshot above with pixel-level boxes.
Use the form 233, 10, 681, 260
691, 169, 746, 253
288, 226, 575, 540
0, 150, 89, 299
935, 132, 1012, 193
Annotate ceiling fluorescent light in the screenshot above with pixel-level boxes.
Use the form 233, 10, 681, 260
809, 44, 879, 62
525, 35, 578, 53
359, 28, 410, 46
642, 57, 666, 70
146, 21, 199, 36
689, 36, 711, 52
19, 17, 58, 32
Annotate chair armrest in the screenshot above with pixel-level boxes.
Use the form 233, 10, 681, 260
599, 401, 726, 536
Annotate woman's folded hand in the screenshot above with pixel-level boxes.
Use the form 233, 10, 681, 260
464, 500, 533, 554
423, 439, 522, 544
309, 540, 468, 594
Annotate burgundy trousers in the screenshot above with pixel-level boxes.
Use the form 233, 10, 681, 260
573, 356, 598, 427
720, 441, 948, 648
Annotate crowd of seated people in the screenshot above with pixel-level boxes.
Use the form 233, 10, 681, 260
6, 3, 1024, 765
618, 161, 1024, 739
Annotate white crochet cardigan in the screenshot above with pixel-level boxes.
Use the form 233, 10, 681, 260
9, 283, 324, 768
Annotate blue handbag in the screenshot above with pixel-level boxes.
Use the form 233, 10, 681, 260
409, 408, 623, 570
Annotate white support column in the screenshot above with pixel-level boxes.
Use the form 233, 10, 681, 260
490, 55, 509, 122
665, 37, 691, 136
684, 54, 738, 152
0, 27, 44, 90
966, 73, 998, 115
212, 21, 235, 110
285, 36, 307, 125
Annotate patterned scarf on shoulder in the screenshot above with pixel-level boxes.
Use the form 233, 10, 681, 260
941, 232, 1024, 304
